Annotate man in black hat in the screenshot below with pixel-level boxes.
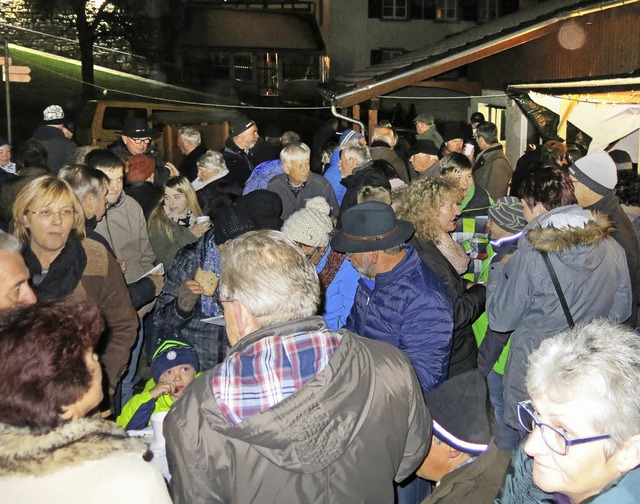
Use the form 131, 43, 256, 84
108, 116, 175, 188
332, 201, 453, 393
410, 139, 440, 179
222, 115, 259, 186
417, 370, 511, 504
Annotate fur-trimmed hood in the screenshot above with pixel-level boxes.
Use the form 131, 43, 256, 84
525, 205, 612, 253
0, 417, 149, 477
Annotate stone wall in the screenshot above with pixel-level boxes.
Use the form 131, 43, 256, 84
0, 0, 155, 77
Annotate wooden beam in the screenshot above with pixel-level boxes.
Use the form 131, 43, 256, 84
336, 24, 557, 108
412, 81, 482, 96
558, 96, 577, 140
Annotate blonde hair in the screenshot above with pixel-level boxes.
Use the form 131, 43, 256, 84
12, 175, 86, 246
395, 177, 461, 243
148, 176, 203, 241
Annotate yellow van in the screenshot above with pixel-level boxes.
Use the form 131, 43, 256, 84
75, 100, 233, 164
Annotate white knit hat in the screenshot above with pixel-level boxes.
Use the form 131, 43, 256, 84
43, 105, 65, 124
282, 197, 333, 248
569, 151, 617, 196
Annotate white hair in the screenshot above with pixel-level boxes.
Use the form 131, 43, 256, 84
341, 143, 371, 168
178, 126, 201, 145
527, 319, 640, 453
196, 150, 227, 172
0, 230, 21, 253
280, 142, 311, 168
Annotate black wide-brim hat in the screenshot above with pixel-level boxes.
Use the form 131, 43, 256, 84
120, 117, 156, 138
331, 201, 414, 253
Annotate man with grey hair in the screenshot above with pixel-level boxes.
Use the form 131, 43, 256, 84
370, 124, 411, 183
473, 122, 512, 199
338, 142, 391, 216
165, 229, 431, 503
0, 230, 36, 312
496, 319, 640, 502
267, 142, 338, 220
177, 126, 207, 182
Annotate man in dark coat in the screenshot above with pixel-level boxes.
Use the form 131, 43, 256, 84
176, 126, 207, 182
221, 115, 259, 186
31, 105, 77, 174
569, 150, 640, 326
417, 370, 511, 504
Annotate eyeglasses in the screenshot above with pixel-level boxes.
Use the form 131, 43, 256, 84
30, 208, 77, 220
131, 137, 151, 144
517, 400, 611, 456
294, 242, 320, 260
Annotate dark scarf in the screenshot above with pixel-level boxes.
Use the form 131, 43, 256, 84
22, 237, 87, 301
317, 249, 346, 293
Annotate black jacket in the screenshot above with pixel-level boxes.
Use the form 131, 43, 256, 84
412, 237, 485, 377
108, 139, 169, 189
180, 143, 207, 182
339, 162, 391, 217
31, 125, 77, 174
124, 181, 163, 220
222, 137, 254, 186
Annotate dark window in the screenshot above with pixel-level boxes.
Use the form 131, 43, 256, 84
233, 54, 253, 82
102, 107, 147, 131
435, 0, 459, 20
371, 48, 405, 65
411, 0, 436, 19
382, 0, 408, 19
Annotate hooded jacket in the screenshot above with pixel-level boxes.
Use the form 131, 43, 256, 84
221, 136, 254, 186
0, 418, 172, 504
165, 317, 430, 504
487, 205, 632, 429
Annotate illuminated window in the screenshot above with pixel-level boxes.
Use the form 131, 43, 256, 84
435, 0, 458, 21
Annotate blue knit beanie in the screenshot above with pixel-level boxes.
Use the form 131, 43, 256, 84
151, 340, 199, 383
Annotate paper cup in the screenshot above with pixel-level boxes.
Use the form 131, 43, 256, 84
151, 411, 168, 447
196, 216, 211, 224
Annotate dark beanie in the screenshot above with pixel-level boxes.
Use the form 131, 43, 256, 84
443, 124, 464, 143
151, 340, 199, 383
231, 116, 256, 136
488, 196, 526, 234
213, 204, 259, 245
235, 189, 283, 230
423, 369, 491, 455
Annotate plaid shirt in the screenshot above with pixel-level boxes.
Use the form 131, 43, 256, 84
212, 327, 342, 424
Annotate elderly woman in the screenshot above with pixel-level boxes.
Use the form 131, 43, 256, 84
497, 319, 640, 502
0, 301, 172, 503
12, 175, 137, 398
282, 196, 360, 330
487, 166, 631, 442
148, 175, 212, 268
395, 177, 485, 377
193, 150, 242, 212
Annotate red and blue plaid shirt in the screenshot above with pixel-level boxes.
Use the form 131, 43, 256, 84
212, 327, 342, 424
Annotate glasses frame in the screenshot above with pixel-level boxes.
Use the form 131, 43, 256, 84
131, 137, 151, 144
517, 400, 611, 456
30, 208, 78, 220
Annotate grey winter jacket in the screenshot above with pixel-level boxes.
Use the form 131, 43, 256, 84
165, 316, 431, 504
487, 205, 632, 429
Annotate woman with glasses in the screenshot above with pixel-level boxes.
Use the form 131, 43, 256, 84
496, 319, 640, 503
147, 175, 212, 268
486, 166, 632, 450
12, 175, 138, 405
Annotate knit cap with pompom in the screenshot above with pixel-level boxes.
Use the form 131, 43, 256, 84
282, 197, 333, 248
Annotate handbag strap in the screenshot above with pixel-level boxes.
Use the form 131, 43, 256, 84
540, 251, 575, 329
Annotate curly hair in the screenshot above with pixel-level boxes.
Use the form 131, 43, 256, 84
395, 177, 461, 243
0, 301, 104, 432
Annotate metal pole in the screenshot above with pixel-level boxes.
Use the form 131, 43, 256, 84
4, 40, 11, 144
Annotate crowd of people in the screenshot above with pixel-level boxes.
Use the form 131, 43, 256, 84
0, 104, 639, 504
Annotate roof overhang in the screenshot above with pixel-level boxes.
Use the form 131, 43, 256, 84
319, 0, 638, 108
177, 7, 325, 52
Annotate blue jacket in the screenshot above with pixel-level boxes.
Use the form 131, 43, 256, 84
242, 159, 284, 195
316, 247, 360, 330
324, 149, 346, 205
345, 247, 453, 391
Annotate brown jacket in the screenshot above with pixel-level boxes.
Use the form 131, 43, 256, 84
423, 441, 511, 504
69, 239, 138, 392
473, 144, 512, 200
166, 317, 430, 504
